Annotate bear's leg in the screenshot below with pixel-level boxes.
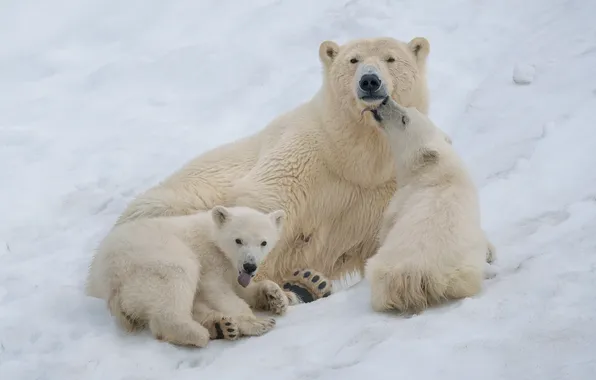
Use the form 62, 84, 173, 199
444, 267, 483, 300
120, 259, 210, 348
281, 269, 333, 304
234, 315, 277, 336
107, 288, 146, 333
192, 300, 240, 341
365, 253, 433, 314
149, 314, 210, 348
200, 275, 277, 337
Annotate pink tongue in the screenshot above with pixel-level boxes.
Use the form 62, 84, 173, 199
238, 272, 251, 288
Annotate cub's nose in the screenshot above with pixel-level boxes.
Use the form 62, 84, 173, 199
359, 74, 382, 93
243, 263, 257, 274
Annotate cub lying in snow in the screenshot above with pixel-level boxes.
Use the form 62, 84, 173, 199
364, 97, 493, 314
86, 205, 288, 347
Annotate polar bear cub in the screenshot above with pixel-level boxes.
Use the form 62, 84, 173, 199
364, 97, 489, 313
86, 205, 288, 347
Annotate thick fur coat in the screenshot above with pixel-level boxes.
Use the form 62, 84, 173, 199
110, 37, 433, 302
365, 98, 491, 313
86, 206, 290, 346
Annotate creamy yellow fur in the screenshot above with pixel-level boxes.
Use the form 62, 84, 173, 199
112, 37, 432, 288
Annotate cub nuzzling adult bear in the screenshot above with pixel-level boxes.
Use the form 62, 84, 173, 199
365, 97, 492, 313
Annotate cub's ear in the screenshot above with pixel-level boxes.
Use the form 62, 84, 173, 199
420, 148, 440, 166
268, 209, 286, 230
319, 40, 340, 67
408, 37, 430, 65
212, 205, 230, 227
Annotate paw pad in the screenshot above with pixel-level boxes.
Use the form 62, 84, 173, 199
282, 269, 332, 303
209, 317, 239, 341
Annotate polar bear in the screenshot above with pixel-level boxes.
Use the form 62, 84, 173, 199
109, 36, 436, 303
364, 97, 489, 313
86, 205, 289, 347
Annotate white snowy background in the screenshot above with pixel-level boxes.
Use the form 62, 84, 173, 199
1, 0, 595, 379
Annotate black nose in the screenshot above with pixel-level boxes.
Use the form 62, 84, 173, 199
243, 263, 257, 274
359, 74, 382, 93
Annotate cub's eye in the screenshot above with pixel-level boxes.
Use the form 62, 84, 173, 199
260, 241, 267, 247
235, 238, 243, 245
350, 58, 359, 64
387, 57, 395, 63
402, 115, 409, 125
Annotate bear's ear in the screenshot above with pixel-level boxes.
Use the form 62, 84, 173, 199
212, 205, 230, 227
268, 209, 286, 230
408, 37, 430, 65
319, 40, 340, 66
420, 148, 440, 166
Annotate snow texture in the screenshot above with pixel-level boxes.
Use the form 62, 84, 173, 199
1, 0, 596, 379
513, 63, 536, 85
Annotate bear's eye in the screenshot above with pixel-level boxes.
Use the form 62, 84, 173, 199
260, 241, 267, 247
386, 57, 396, 63
401, 115, 409, 125
235, 238, 243, 245
349, 58, 359, 64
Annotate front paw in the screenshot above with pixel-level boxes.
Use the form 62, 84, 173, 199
237, 316, 276, 337
259, 281, 289, 315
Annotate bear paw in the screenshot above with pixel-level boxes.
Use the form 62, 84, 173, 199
282, 269, 332, 304
237, 316, 276, 337
205, 317, 239, 341
257, 280, 289, 315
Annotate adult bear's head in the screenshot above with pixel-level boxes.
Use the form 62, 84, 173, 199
318, 36, 430, 123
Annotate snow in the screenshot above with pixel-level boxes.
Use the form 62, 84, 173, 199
512, 63, 536, 85
1, 0, 595, 378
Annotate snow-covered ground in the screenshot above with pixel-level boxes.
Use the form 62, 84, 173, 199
1, 0, 596, 378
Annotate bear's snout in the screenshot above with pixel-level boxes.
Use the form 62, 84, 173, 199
359, 74, 382, 93
242, 262, 257, 275
356, 65, 388, 103
376, 97, 409, 126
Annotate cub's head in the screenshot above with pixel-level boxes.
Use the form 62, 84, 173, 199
319, 36, 430, 122
210, 205, 285, 288
365, 96, 443, 169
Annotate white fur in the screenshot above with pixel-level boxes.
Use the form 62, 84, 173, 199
111, 37, 435, 291
365, 99, 490, 313
86, 205, 289, 347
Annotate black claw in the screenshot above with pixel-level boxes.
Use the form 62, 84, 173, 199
228, 334, 237, 338
318, 281, 327, 290
214, 323, 224, 339
225, 322, 232, 326
311, 275, 320, 282
303, 271, 311, 278
323, 291, 331, 298
227, 328, 235, 333
293, 270, 300, 276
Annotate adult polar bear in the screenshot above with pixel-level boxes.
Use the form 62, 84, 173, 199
113, 36, 432, 304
